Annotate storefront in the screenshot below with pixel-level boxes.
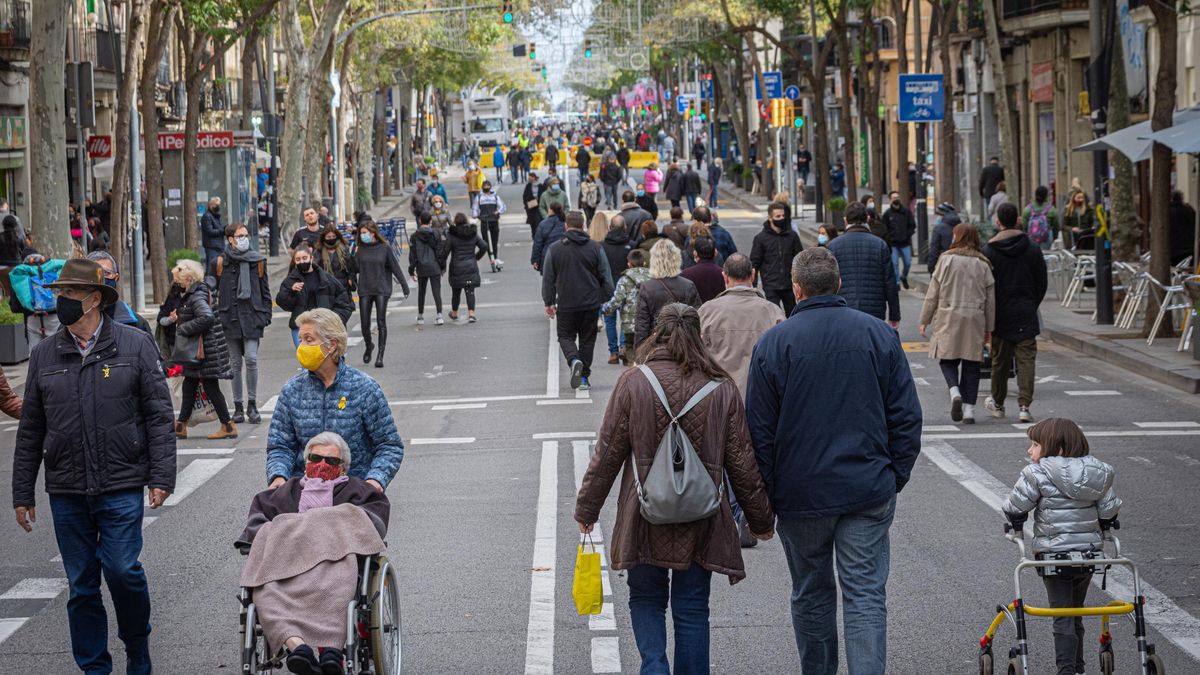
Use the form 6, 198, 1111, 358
0, 115, 28, 212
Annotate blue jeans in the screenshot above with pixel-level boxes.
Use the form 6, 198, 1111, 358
603, 312, 621, 355
776, 496, 896, 675
686, 194, 697, 213
290, 327, 300, 347
708, 185, 719, 208
510, 166, 519, 184
627, 562, 713, 675
49, 489, 153, 675
891, 245, 912, 284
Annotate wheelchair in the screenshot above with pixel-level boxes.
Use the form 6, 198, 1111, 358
238, 551, 403, 674
978, 519, 1164, 675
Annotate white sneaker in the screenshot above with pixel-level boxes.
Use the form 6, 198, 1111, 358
435, 313, 445, 326
962, 404, 975, 424
416, 315, 424, 326
1019, 406, 1033, 423
985, 396, 1005, 418
949, 386, 963, 422
494, 258, 504, 271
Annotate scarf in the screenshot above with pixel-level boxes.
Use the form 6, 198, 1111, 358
297, 475, 350, 513
223, 245, 267, 303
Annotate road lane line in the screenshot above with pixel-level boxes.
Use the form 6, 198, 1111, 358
546, 317, 559, 398
533, 432, 595, 440
1064, 390, 1122, 396
923, 439, 1200, 662
575, 388, 591, 400
161, 458, 233, 507
259, 395, 278, 412
913, 377, 930, 386
0, 578, 67, 600
524, 441, 558, 675
925, 430, 1200, 440
536, 399, 592, 406
574, 440, 622, 672
588, 602, 616, 631
177, 448, 236, 455
408, 437, 476, 445
1129, 456, 1154, 466
923, 425, 960, 432
591, 637, 621, 673
390, 394, 550, 406
431, 403, 487, 410
1175, 455, 1200, 468
0, 618, 28, 645
1134, 421, 1200, 428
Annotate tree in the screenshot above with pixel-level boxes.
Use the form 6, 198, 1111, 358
139, 0, 180, 301
981, 0, 1018, 202
109, 0, 149, 276
825, 0, 858, 202
856, 1, 888, 198
1144, 0, 1180, 337
28, 0, 72, 259
891, 0, 912, 205
1107, 14, 1138, 262
934, 0, 960, 206
278, 0, 351, 241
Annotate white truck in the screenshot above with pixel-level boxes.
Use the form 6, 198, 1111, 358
463, 95, 511, 149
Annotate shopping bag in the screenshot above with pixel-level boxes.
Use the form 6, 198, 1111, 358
572, 535, 603, 615
188, 383, 219, 428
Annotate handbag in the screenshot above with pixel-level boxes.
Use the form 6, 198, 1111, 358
571, 534, 603, 615
171, 332, 205, 367
526, 199, 538, 209
632, 365, 723, 525
188, 383, 218, 427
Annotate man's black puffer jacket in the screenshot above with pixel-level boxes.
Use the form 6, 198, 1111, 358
12, 319, 176, 507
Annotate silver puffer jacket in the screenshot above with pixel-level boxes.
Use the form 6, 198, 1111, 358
1001, 456, 1122, 554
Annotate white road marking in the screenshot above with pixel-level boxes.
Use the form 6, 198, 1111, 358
923, 439, 1200, 662
1134, 421, 1200, 429
177, 448, 236, 455
1036, 375, 1074, 384
913, 377, 930, 386
408, 437, 476, 445
532, 432, 595, 440
536, 399, 592, 406
588, 602, 616, 631
1175, 455, 1200, 468
524, 441, 558, 675
391, 393, 550, 406
260, 395, 278, 412
1011, 423, 1034, 430
575, 388, 591, 400
924, 425, 960, 432
909, 362, 925, 369
1080, 375, 1102, 383
0, 618, 28, 645
0, 578, 68, 600
925, 430, 1200, 440
161, 458, 233, 507
1064, 390, 1122, 396
546, 317, 559, 398
390, 300, 543, 314
1129, 456, 1154, 466
431, 403, 487, 410
591, 637, 621, 673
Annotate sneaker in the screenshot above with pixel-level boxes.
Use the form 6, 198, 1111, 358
962, 404, 975, 424
985, 396, 1005, 419
949, 386, 963, 422
468, 314, 477, 323
435, 314, 444, 326
578, 377, 591, 391
416, 315, 424, 326
569, 359, 584, 390
494, 258, 504, 271
1019, 406, 1034, 423
490, 261, 498, 273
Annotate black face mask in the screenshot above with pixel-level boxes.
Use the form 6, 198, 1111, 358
298, 262, 314, 273
772, 218, 788, 227
892, 201, 902, 209
210, 206, 220, 215
324, 237, 338, 246
57, 295, 93, 326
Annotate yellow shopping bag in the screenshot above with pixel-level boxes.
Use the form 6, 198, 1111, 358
572, 535, 603, 615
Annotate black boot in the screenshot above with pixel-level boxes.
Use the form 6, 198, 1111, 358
232, 402, 245, 424
362, 340, 373, 364
319, 647, 345, 675
374, 332, 386, 368
247, 400, 262, 424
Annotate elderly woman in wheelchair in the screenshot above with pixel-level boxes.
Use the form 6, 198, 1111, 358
236, 431, 390, 675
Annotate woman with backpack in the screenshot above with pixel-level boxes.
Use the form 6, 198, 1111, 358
574, 303, 775, 675
446, 213, 489, 323
1022, 185, 1059, 251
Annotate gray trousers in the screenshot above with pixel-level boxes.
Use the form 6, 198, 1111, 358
226, 337, 259, 404
1043, 570, 1092, 675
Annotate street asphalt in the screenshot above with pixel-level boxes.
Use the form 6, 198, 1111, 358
0, 168, 1198, 674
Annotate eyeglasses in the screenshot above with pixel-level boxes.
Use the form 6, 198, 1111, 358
306, 453, 344, 467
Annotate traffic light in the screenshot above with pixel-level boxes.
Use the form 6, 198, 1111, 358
793, 115, 805, 129
699, 100, 710, 121
500, 0, 514, 23
528, 43, 536, 59
687, 99, 696, 119
769, 98, 795, 128
541, 65, 548, 80
583, 39, 592, 59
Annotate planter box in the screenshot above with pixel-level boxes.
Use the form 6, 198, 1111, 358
0, 323, 29, 365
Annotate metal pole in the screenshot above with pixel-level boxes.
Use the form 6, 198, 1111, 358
1089, 0, 1113, 323
266, 26, 279, 256
913, 0, 929, 261
808, 0, 824, 224
71, 1, 89, 249
330, 60, 341, 225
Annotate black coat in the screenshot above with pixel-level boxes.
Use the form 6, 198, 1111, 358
882, 206, 916, 248
200, 210, 225, 250
213, 250, 273, 340
827, 229, 901, 322
541, 229, 614, 312
409, 226, 449, 278
600, 162, 623, 186
979, 163, 1006, 200
926, 213, 959, 273
1169, 201, 1197, 265
176, 281, 233, 380
664, 169, 684, 201
315, 244, 359, 293
12, 319, 176, 506
634, 276, 702, 347
354, 240, 409, 298
636, 194, 659, 221
983, 230, 1048, 343
750, 222, 804, 291
523, 183, 542, 227
681, 170, 702, 196
275, 266, 354, 329
601, 229, 634, 278
447, 222, 489, 289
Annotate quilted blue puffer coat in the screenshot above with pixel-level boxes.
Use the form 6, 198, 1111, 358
266, 360, 405, 488
826, 229, 901, 322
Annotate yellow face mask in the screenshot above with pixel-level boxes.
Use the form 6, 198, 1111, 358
296, 343, 329, 371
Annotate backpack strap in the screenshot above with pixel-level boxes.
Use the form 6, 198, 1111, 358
637, 364, 722, 423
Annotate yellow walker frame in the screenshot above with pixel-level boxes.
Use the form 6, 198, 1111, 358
977, 520, 1166, 675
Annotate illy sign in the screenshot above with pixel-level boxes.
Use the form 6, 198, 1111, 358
87, 136, 113, 158
157, 131, 235, 151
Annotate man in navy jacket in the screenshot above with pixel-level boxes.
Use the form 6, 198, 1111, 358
746, 247, 921, 675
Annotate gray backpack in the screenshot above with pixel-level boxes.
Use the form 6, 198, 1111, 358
632, 365, 724, 525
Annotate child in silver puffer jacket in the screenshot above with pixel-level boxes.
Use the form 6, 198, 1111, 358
1002, 418, 1122, 675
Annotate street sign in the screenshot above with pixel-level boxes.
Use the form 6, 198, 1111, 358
897, 74, 944, 123
87, 135, 112, 158
758, 101, 770, 121
754, 71, 783, 100
784, 85, 801, 101
677, 95, 691, 115
699, 79, 714, 101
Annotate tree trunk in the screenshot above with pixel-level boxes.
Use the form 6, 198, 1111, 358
335, 33, 356, 208
892, 0, 913, 206
865, 48, 887, 199
139, 0, 177, 301
303, 39, 335, 205
109, 0, 148, 275
360, 91, 377, 210
937, 0, 960, 207
183, 71, 204, 251
834, 2, 859, 202
277, 0, 349, 243
240, 24, 261, 130
1144, 1, 1177, 337
982, 0, 1018, 201
28, 0, 72, 259
1108, 14, 1138, 262
718, 43, 750, 166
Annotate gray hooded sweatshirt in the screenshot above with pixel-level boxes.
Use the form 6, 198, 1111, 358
1002, 455, 1121, 554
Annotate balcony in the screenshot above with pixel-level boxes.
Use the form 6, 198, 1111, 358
0, 0, 32, 50
1001, 0, 1088, 33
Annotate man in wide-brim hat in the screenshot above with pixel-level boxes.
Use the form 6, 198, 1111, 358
12, 257, 176, 675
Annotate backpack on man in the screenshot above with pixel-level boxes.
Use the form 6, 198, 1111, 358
1027, 203, 1051, 244
632, 365, 724, 525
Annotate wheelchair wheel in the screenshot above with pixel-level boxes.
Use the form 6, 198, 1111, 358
1099, 649, 1114, 675
1147, 654, 1165, 674
369, 556, 403, 674
978, 652, 993, 675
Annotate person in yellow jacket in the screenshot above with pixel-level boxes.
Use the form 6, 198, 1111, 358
463, 162, 485, 210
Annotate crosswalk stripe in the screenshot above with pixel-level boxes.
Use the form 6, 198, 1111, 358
1133, 421, 1200, 428
590, 637, 621, 673
0, 578, 67, 600
1064, 390, 1122, 396
160, 458, 233, 507
0, 618, 29, 645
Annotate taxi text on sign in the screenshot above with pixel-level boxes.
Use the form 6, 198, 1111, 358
897, 74, 945, 123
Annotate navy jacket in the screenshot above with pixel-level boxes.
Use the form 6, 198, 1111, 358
827, 228, 900, 321
531, 215, 566, 271
746, 296, 922, 518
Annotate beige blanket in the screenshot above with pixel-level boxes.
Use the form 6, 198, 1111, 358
241, 503, 385, 649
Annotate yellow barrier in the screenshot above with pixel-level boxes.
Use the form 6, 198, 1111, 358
474, 145, 663, 172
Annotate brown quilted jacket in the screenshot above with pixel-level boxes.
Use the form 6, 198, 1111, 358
574, 350, 775, 584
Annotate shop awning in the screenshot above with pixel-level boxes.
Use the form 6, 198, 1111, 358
1147, 116, 1200, 154
1074, 106, 1200, 161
